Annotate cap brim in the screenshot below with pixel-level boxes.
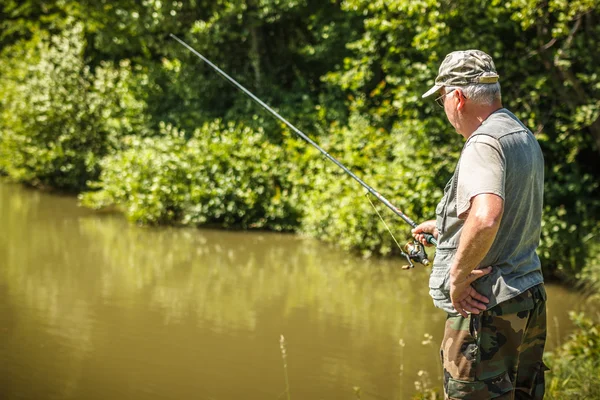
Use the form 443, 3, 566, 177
422, 84, 442, 98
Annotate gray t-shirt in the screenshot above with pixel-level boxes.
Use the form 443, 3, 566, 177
429, 108, 545, 315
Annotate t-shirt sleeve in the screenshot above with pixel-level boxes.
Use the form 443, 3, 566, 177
456, 135, 505, 218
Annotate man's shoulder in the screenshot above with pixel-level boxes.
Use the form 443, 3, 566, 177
465, 132, 501, 149
473, 108, 530, 139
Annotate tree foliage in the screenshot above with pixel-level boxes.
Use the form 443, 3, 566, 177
0, 22, 149, 190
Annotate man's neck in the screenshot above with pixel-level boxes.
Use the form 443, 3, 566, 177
463, 103, 503, 139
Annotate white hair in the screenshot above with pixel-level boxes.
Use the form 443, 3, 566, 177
448, 82, 501, 105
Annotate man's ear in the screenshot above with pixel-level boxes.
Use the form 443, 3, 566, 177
456, 89, 467, 111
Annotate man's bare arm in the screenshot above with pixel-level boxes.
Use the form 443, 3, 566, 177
450, 193, 504, 317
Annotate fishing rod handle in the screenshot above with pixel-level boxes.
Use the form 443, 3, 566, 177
425, 233, 438, 246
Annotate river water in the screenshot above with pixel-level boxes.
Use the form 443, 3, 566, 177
0, 182, 587, 400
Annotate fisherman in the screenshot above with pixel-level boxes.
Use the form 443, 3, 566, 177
412, 50, 547, 399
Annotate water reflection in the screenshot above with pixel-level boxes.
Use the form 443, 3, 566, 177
0, 183, 589, 400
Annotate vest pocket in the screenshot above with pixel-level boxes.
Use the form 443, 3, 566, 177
429, 275, 449, 301
429, 265, 450, 301
429, 248, 455, 301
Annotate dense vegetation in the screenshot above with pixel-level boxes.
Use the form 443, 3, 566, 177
1, 1, 599, 397
2, 0, 598, 276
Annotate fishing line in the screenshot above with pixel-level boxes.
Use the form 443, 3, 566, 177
365, 193, 404, 253
169, 34, 436, 264
365, 193, 427, 268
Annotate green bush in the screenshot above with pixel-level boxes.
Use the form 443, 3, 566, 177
538, 170, 600, 280
0, 22, 149, 191
299, 114, 452, 257
578, 243, 600, 303
545, 312, 600, 399
81, 121, 302, 231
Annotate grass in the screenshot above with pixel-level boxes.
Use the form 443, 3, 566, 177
544, 311, 600, 399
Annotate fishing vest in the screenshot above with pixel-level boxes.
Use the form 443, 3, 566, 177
429, 108, 545, 315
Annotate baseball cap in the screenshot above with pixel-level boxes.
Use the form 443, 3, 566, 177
422, 50, 500, 98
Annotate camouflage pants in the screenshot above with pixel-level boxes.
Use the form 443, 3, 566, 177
441, 284, 548, 399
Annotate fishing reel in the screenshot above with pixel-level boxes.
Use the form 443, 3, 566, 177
400, 240, 430, 269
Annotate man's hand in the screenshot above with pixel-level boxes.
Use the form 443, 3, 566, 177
450, 266, 492, 318
412, 220, 438, 247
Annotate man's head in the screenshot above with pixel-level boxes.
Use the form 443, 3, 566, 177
423, 50, 503, 137
422, 50, 500, 98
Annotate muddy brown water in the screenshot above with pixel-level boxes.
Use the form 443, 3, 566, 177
0, 182, 587, 400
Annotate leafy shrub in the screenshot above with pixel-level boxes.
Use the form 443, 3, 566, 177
0, 22, 149, 191
81, 121, 302, 231
538, 164, 600, 280
299, 114, 452, 257
578, 244, 600, 302
545, 312, 600, 399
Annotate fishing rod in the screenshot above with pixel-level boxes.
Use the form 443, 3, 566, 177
170, 34, 437, 265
